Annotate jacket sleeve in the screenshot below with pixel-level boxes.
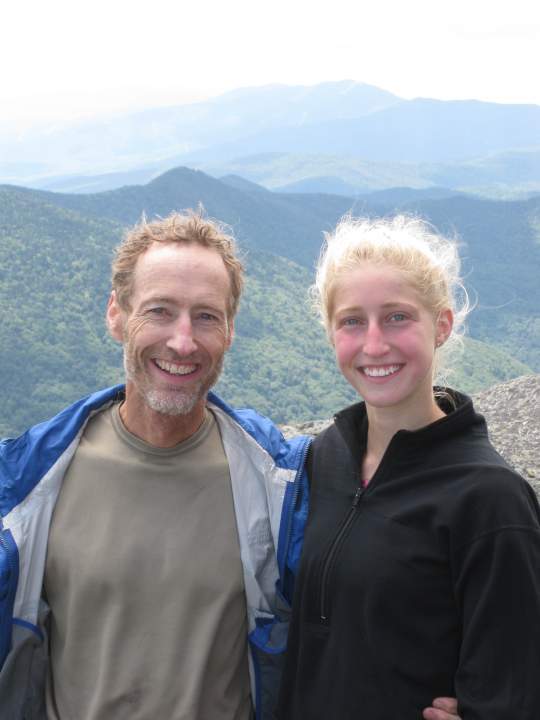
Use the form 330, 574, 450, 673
452, 480, 540, 719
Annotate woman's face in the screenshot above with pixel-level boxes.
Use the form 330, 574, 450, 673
330, 263, 452, 416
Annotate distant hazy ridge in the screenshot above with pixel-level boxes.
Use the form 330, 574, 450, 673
2, 81, 540, 200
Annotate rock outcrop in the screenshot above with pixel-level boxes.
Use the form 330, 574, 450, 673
473, 374, 539, 495
281, 374, 540, 496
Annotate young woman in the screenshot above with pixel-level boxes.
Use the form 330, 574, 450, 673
277, 216, 540, 719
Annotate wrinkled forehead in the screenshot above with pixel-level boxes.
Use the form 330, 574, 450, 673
130, 241, 232, 306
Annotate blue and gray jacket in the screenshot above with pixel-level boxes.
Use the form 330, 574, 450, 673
0, 385, 311, 719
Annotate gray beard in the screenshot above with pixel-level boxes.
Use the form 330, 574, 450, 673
123, 352, 223, 417
144, 385, 204, 416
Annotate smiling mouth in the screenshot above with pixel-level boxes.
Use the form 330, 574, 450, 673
153, 359, 198, 376
362, 364, 402, 378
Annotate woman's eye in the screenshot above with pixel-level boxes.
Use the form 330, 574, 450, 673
389, 312, 407, 322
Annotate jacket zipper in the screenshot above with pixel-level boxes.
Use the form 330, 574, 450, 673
319, 486, 363, 623
0, 529, 18, 589
277, 436, 312, 595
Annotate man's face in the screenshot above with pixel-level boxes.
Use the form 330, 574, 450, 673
108, 242, 233, 420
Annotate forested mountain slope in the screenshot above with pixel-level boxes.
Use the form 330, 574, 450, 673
0, 171, 535, 435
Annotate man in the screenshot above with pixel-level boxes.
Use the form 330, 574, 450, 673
0, 211, 460, 719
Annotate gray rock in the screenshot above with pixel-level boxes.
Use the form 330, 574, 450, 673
474, 374, 540, 495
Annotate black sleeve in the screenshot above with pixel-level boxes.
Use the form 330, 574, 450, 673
452, 482, 540, 719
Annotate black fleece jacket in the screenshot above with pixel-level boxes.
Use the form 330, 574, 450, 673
277, 392, 540, 720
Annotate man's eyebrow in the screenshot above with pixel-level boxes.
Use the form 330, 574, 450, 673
142, 295, 172, 305
140, 296, 226, 314
141, 296, 173, 305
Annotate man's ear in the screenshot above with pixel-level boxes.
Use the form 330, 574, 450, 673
225, 318, 235, 349
106, 291, 125, 342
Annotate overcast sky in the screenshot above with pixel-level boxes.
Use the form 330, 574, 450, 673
3, 0, 540, 129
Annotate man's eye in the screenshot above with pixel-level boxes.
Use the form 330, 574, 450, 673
148, 307, 166, 316
200, 312, 218, 322
342, 317, 360, 327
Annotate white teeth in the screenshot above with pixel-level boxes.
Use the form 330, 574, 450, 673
155, 359, 197, 375
363, 365, 401, 377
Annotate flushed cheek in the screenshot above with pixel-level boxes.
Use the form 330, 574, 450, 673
333, 332, 360, 369
398, 332, 434, 363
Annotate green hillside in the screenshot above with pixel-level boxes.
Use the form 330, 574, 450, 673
445, 338, 531, 394
398, 195, 540, 370
0, 175, 536, 436
0, 187, 356, 435
0, 190, 123, 435
4, 168, 351, 268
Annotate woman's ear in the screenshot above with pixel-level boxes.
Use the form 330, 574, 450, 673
106, 291, 125, 342
436, 308, 454, 347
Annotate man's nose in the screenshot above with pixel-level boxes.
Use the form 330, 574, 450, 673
167, 317, 198, 356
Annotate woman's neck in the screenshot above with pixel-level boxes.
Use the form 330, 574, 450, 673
361, 399, 446, 485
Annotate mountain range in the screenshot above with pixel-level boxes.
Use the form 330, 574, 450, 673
0, 166, 537, 436
2, 81, 540, 200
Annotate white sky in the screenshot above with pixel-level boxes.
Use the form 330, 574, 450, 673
2, 0, 540, 129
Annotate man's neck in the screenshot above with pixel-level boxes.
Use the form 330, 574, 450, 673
119, 394, 207, 448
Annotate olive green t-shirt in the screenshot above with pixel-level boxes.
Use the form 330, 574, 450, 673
44, 403, 251, 720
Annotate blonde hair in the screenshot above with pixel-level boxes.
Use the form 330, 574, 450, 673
111, 210, 244, 320
312, 215, 470, 382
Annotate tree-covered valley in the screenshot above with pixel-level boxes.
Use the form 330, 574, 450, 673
0, 167, 538, 436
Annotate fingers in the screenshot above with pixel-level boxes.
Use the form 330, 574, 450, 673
433, 697, 458, 712
422, 696, 460, 720
422, 710, 460, 720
